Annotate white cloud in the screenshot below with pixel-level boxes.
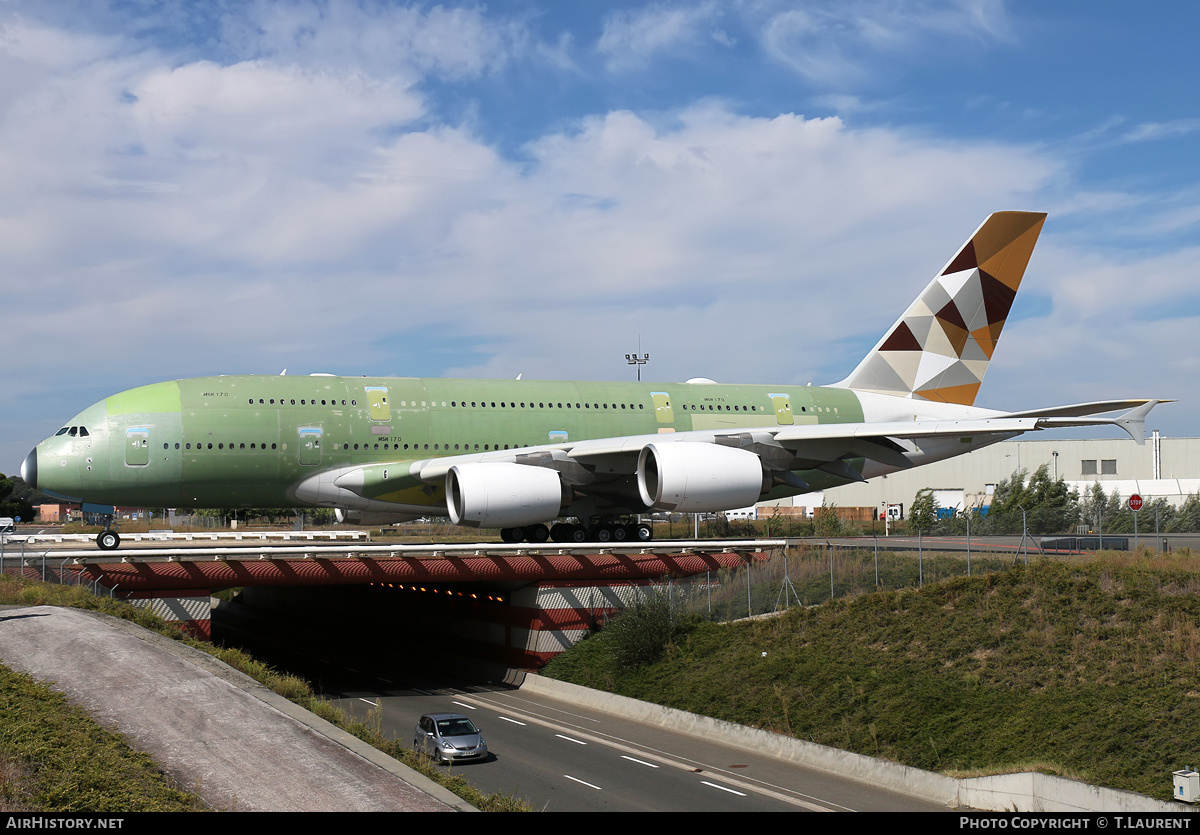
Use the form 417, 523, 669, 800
1121, 119, 1200, 144
596, 2, 723, 71
4, 1, 1198, 471
224, 0, 531, 79
760, 0, 1012, 87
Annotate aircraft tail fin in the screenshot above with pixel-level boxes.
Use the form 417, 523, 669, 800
835, 211, 1047, 406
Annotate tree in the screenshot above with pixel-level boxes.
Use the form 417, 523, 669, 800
909, 489, 938, 535
0, 473, 36, 522
814, 503, 844, 537
1168, 493, 1200, 533
986, 464, 1079, 535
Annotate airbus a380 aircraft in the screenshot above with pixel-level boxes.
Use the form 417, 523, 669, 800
22, 212, 1161, 549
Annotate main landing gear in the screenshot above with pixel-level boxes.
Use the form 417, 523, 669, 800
499, 521, 653, 544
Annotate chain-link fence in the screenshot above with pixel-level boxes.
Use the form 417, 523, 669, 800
658, 536, 1188, 622
0, 544, 114, 597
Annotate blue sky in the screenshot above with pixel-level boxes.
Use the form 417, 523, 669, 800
4, 1, 1199, 472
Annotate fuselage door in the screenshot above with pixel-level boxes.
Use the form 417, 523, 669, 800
769, 394, 795, 425
125, 428, 150, 466
299, 427, 322, 466
365, 387, 390, 422
651, 392, 674, 425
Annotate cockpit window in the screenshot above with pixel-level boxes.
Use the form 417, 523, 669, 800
79, 427, 89, 436
68, 427, 78, 437
55, 427, 70, 436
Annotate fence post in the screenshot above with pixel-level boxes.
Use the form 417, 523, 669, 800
873, 534, 879, 590
828, 541, 833, 600
966, 514, 972, 578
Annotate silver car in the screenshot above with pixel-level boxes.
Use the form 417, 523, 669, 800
413, 713, 488, 764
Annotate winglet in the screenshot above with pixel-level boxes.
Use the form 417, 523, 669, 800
1114, 400, 1160, 444
836, 211, 1047, 405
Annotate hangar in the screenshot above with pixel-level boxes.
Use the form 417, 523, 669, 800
817, 431, 1200, 516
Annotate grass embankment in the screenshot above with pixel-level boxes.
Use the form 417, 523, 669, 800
0, 575, 531, 812
543, 552, 1200, 801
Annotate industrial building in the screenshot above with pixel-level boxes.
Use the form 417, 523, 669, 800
785, 432, 1200, 518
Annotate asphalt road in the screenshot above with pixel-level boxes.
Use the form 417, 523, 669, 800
213, 604, 945, 812
331, 679, 943, 812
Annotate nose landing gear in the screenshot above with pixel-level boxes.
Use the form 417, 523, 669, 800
93, 510, 120, 550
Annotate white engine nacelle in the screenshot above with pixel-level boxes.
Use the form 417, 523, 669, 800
637, 443, 766, 513
446, 462, 568, 528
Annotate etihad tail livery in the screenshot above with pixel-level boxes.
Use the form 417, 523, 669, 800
22, 212, 1161, 549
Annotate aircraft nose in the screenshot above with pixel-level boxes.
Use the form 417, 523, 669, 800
21, 447, 37, 489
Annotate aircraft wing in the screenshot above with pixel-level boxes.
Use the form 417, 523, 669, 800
300, 399, 1161, 522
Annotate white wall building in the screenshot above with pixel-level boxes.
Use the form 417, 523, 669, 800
814, 431, 1200, 516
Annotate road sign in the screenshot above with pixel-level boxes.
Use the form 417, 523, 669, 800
1129, 494, 1143, 512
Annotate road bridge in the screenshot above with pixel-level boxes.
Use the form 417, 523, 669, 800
5, 539, 784, 667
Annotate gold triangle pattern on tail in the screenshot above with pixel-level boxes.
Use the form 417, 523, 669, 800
840, 211, 1046, 406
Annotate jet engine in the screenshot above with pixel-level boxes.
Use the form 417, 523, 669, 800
446, 462, 569, 528
637, 442, 767, 513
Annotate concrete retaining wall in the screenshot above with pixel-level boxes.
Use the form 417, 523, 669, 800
520, 674, 1184, 812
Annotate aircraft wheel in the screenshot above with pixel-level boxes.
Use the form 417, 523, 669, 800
96, 530, 120, 550
500, 528, 523, 543
524, 524, 550, 543
550, 523, 571, 542
591, 526, 612, 542
569, 525, 588, 543
611, 525, 628, 542
632, 523, 653, 541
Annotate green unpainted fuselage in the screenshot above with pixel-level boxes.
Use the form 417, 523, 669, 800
34, 374, 866, 513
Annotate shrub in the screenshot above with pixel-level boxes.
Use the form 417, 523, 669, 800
606, 592, 678, 669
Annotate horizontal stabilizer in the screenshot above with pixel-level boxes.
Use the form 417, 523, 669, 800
1002, 399, 1165, 420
